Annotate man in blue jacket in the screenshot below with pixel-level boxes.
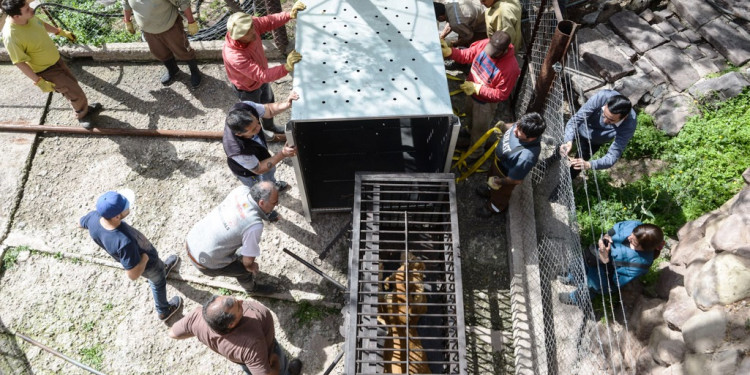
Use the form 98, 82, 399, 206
559, 220, 664, 305
558, 90, 636, 179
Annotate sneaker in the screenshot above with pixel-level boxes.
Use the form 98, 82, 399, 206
267, 210, 280, 223
245, 282, 278, 296
274, 181, 290, 194
158, 296, 183, 321
475, 185, 490, 199
78, 102, 103, 129
164, 255, 180, 277
558, 292, 577, 306
288, 358, 302, 375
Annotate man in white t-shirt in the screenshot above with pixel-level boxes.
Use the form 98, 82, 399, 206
185, 181, 279, 295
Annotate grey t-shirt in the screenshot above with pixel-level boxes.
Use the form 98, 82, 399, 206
186, 185, 264, 269
497, 123, 542, 181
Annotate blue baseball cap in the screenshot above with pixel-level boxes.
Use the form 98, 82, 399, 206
96, 191, 131, 219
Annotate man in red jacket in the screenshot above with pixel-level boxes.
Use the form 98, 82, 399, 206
443, 31, 520, 158
222, 2, 306, 143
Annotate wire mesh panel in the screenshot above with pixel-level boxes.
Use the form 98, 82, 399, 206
346, 173, 467, 375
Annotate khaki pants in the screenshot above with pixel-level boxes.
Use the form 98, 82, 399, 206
488, 156, 517, 212
143, 17, 196, 62
38, 59, 88, 119
465, 97, 499, 158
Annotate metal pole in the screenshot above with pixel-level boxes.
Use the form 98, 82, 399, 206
282, 248, 347, 291
322, 351, 344, 375
14, 332, 107, 375
0, 124, 223, 140
526, 20, 578, 115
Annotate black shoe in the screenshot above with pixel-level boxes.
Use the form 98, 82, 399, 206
78, 102, 103, 129
288, 358, 302, 375
245, 282, 277, 296
158, 296, 183, 321
187, 59, 202, 88
275, 181, 290, 194
160, 58, 181, 85
475, 204, 496, 218
475, 185, 490, 199
164, 254, 180, 277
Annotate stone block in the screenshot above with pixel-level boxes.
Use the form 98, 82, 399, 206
738, 356, 750, 374
653, 9, 674, 24
692, 253, 750, 309
670, 0, 721, 28
631, 297, 666, 340
566, 57, 606, 94
683, 45, 705, 61
667, 16, 687, 32
663, 286, 698, 331
635, 58, 668, 84
690, 58, 721, 77
654, 20, 678, 36
652, 93, 697, 135
594, 23, 615, 38
697, 43, 720, 59
699, 18, 750, 66
731, 186, 750, 216
711, 348, 741, 374
681, 28, 702, 44
655, 263, 685, 299
671, 33, 691, 49
682, 308, 727, 353
709, 214, 750, 254
644, 44, 700, 91
577, 27, 636, 83
743, 168, 750, 185
640, 8, 656, 24
610, 10, 670, 54
684, 353, 712, 374
607, 32, 638, 62
654, 340, 686, 366
689, 71, 750, 101
613, 72, 655, 105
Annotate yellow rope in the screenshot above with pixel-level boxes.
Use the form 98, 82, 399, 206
452, 126, 504, 183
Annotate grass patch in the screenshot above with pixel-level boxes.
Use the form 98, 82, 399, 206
78, 344, 104, 370
576, 89, 750, 241
2, 246, 30, 271
704, 62, 740, 79
293, 301, 338, 326
81, 321, 96, 333
218, 288, 232, 296
103, 303, 114, 311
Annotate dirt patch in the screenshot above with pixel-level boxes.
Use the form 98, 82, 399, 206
608, 158, 670, 187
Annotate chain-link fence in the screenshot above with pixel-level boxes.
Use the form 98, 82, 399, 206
1, 0, 289, 48
509, 1, 638, 374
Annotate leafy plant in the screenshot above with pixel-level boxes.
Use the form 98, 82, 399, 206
2, 246, 29, 271
81, 321, 96, 332
704, 62, 740, 79
39, 0, 140, 46
218, 288, 232, 296
103, 302, 114, 311
622, 111, 669, 160
78, 344, 104, 370
293, 301, 338, 326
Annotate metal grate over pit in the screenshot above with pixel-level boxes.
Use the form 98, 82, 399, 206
345, 173, 467, 375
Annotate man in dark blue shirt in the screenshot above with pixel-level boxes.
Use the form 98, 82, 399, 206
80, 190, 182, 321
476, 112, 546, 216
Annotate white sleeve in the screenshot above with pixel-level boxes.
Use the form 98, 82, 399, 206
239, 223, 263, 258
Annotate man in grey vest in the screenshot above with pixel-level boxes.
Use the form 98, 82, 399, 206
185, 181, 279, 294
475, 112, 546, 216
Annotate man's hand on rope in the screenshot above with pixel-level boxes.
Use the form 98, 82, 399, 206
459, 81, 482, 96
55, 28, 76, 43
187, 21, 199, 36
125, 20, 136, 34
34, 77, 56, 93
598, 235, 612, 264
290, 1, 306, 19
559, 141, 572, 156
570, 158, 591, 171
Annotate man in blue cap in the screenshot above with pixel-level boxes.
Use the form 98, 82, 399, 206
79, 190, 182, 321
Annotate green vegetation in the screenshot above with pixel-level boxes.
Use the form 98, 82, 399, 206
218, 288, 232, 296
78, 344, 104, 370
2, 246, 29, 271
40, 0, 140, 46
81, 321, 96, 332
293, 301, 338, 326
103, 302, 114, 311
705, 62, 740, 79
576, 90, 750, 242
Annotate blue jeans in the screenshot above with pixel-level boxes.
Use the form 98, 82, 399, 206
240, 340, 288, 375
236, 167, 277, 188
140, 256, 170, 316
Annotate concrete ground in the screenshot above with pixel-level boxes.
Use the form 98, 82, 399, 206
0, 58, 513, 374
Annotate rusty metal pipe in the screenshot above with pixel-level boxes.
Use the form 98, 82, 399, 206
526, 20, 578, 115
0, 124, 223, 140
14, 331, 107, 375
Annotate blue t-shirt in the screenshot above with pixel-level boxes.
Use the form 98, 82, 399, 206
496, 123, 542, 181
80, 211, 159, 270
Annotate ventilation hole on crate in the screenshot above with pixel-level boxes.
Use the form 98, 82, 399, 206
346, 100, 350, 103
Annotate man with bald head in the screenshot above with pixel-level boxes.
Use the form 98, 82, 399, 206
169, 295, 302, 375
185, 181, 280, 295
